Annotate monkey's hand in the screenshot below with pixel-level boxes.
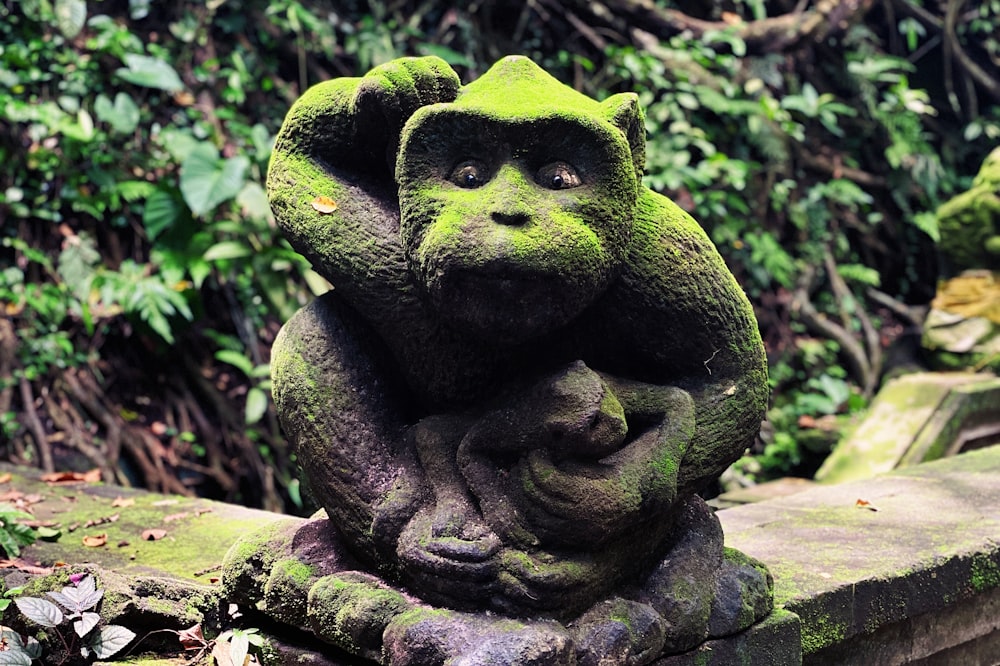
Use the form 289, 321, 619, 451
516, 383, 694, 547
352, 56, 461, 168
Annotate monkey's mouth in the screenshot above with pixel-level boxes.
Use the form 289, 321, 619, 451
430, 268, 580, 344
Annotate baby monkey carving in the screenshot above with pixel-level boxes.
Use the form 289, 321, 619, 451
224, 56, 773, 665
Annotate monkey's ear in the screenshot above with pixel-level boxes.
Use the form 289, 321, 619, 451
602, 93, 646, 182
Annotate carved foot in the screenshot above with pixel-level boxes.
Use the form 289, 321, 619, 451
383, 607, 573, 666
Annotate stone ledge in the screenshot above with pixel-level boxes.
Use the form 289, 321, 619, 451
719, 444, 1000, 662
816, 372, 1000, 484
654, 608, 801, 665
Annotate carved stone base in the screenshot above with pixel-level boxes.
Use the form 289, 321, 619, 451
222, 497, 773, 665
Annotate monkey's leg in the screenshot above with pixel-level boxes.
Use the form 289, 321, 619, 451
271, 292, 429, 570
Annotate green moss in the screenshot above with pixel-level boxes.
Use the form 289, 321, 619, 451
936, 146, 1000, 272
798, 610, 847, 654
970, 555, 1000, 593
275, 558, 316, 586
307, 574, 413, 655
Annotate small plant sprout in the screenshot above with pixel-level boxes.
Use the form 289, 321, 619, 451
9, 574, 135, 664
0, 504, 39, 559
212, 627, 265, 666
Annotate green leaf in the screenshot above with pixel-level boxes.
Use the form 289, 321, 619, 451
48, 581, 102, 613
116, 180, 155, 202
245, 387, 269, 425
58, 232, 100, 301
0, 650, 32, 666
250, 123, 273, 163
36, 526, 61, 540
156, 128, 201, 162
215, 350, 254, 376
203, 240, 252, 262
180, 143, 249, 216
90, 625, 136, 659
228, 630, 250, 666
913, 211, 940, 242
143, 189, 182, 241
836, 263, 881, 287
236, 181, 273, 223
417, 44, 474, 67
14, 597, 64, 628
0, 528, 22, 558
54, 0, 86, 38
115, 54, 183, 92
95, 92, 140, 133
73, 611, 101, 638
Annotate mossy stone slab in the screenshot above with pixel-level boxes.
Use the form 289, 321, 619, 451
720, 444, 1000, 659
815, 372, 996, 484
0, 462, 291, 583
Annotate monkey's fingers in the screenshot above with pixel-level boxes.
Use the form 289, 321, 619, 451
354, 56, 460, 141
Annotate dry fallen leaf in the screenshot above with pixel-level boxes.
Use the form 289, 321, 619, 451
163, 512, 190, 523
111, 496, 136, 508
0, 559, 54, 575
142, 528, 168, 541
177, 623, 205, 651
152, 499, 179, 507
41, 469, 101, 484
84, 514, 120, 528
855, 498, 879, 512
21, 520, 58, 528
82, 533, 108, 548
0, 473, 12, 484
310, 195, 338, 214
211, 640, 235, 666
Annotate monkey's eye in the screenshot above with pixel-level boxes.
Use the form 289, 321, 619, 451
536, 162, 582, 190
449, 161, 487, 188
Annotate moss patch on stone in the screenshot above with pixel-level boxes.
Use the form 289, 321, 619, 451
721, 445, 1000, 654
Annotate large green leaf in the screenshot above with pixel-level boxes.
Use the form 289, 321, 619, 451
203, 240, 252, 261
90, 625, 136, 659
94, 92, 140, 133
14, 597, 63, 628
57, 231, 100, 301
179, 143, 249, 217
54, 0, 86, 38
143, 188, 182, 241
115, 54, 183, 92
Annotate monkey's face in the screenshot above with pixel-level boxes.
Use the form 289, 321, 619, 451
397, 110, 637, 345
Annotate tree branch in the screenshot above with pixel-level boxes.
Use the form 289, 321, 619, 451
944, 0, 1000, 101
792, 266, 877, 397
19, 379, 54, 473
591, 0, 875, 53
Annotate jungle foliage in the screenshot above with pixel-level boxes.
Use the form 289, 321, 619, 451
1, 0, 998, 508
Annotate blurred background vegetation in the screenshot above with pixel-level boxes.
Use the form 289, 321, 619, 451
1, 0, 998, 513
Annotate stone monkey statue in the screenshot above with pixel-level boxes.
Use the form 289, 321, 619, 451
224, 55, 772, 665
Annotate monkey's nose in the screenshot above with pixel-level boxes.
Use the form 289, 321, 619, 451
491, 210, 530, 226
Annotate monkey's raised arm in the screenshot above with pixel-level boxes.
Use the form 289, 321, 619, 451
266, 57, 460, 324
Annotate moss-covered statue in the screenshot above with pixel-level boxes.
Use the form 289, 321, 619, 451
923, 146, 1000, 371
223, 56, 773, 665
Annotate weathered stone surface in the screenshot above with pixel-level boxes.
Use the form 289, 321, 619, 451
721, 444, 1000, 660
711, 476, 817, 508
0, 463, 287, 583
653, 608, 802, 666
815, 372, 999, 484
234, 53, 774, 663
